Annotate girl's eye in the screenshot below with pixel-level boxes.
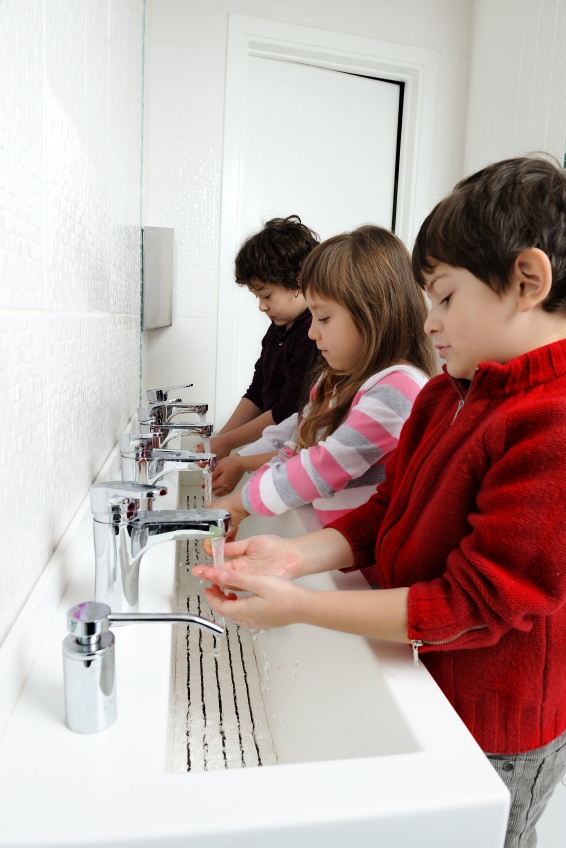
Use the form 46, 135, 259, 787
318, 316, 329, 324
439, 294, 451, 306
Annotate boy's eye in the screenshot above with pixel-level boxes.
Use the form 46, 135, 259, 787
439, 294, 451, 306
318, 317, 329, 324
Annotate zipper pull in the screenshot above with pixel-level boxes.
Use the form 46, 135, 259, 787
451, 398, 464, 424
411, 640, 423, 667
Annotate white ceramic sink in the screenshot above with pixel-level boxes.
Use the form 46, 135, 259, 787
0, 455, 510, 848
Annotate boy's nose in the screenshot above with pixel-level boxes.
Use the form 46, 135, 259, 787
308, 324, 318, 340
424, 310, 438, 335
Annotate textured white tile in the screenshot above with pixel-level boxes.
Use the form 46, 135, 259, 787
45, 0, 87, 138
144, 36, 224, 186
44, 87, 111, 313
0, 313, 51, 646
144, 181, 221, 320
1, 0, 144, 647
143, 318, 218, 422
0, 0, 45, 310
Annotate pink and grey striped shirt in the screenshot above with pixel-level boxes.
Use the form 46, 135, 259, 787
240, 364, 428, 525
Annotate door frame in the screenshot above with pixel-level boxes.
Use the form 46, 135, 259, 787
216, 14, 439, 427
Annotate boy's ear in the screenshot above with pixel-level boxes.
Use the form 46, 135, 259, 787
512, 248, 552, 311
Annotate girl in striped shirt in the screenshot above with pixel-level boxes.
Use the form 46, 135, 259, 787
211, 225, 437, 550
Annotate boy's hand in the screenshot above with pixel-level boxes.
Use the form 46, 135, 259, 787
211, 456, 245, 496
194, 534, 305, 587
195, 435, 230, 460
203, 570, 308, 631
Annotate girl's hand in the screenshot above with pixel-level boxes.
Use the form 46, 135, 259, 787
202, 491, 249, 545
203, 569, 308, 630
211, 456, 245, 496
194, 534, 305, 587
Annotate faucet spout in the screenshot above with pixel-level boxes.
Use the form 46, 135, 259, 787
119, 433, 216, 484
141, 421, 213, 448
137, 401, 209, 426
90, 482, 231, 614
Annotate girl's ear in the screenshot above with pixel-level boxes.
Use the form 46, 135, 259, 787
512, 248, 552, 311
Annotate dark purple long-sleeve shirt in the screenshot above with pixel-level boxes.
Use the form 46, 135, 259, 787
243, 308, 315, 423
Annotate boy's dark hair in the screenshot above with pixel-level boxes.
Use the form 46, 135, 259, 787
413, 155, 566, 312
235, 215, 319, 291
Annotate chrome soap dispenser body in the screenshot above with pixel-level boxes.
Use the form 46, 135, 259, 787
63, 601, 224, 734
63, 601, 117, 734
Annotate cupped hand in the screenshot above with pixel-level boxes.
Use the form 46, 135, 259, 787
203, 568, 307, 630
194, 533, 304, 586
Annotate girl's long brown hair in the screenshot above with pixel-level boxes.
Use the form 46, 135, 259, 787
297, 225, 437, 449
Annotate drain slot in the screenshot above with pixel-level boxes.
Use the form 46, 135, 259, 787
168, 484, 277, 772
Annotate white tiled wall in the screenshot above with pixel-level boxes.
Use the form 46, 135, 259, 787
141, 0, 474, 415
0, 0, 144, 647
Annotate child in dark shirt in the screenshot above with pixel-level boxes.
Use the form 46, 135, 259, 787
203, 216, 319, 469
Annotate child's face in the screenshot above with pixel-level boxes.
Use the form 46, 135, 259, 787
306, 292, 363, 373
423, 263, 522, 380
247, 279, 306, 328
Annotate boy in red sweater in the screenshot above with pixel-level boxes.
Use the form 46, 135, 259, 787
195, 156, 566, 848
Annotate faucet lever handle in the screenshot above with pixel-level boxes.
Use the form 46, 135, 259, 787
90, 481, 167, 519
118, 432, 155, 456
146, 384, 193, 403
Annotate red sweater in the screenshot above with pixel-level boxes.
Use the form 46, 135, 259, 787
331, 339, 566, 754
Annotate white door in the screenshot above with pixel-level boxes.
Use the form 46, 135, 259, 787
219, 55, 401, 424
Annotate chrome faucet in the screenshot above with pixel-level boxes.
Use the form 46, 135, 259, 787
137, 401, 209, 427
146, 384, 193, 403
139, 421, 213, 448
90, 481, 231, 614
119, 433, 216, 484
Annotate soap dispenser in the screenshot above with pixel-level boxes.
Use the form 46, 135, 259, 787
62, 601, 224, 733
63, 601, 116, 734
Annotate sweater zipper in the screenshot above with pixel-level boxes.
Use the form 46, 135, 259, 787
411, 624, 488, 666
451, 397, 464, 423
449, 370, 478, 424
450, 377, 466, 424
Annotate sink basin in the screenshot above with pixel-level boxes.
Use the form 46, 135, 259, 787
0, 451, 510, 848
164, 485, 510, 846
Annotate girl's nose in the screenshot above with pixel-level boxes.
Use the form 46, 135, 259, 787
308, 322, 318, 340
